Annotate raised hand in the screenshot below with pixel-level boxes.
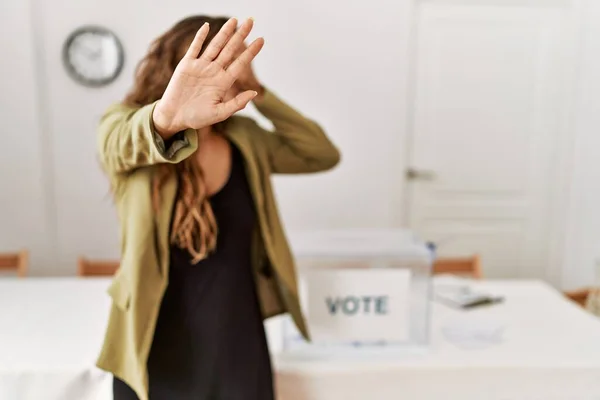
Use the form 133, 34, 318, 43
153, 18, 264, 138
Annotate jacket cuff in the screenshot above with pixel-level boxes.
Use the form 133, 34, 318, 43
148, 102, 197, 162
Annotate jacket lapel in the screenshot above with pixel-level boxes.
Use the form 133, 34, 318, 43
156, 172, 177, 277
226, 120, 264, 209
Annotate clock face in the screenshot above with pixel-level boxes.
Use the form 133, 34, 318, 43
63, 26, 124, 87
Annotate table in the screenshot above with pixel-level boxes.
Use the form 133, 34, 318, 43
0, 277, 283, 400
275, 279, 600, 400
2, 278, 600, 400
0, 278, 113, 400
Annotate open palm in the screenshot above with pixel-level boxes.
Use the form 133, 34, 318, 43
153, 18, 264, 136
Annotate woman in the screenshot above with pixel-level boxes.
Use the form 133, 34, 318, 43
96, 15, 340, 400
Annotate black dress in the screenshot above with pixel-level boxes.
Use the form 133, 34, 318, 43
114, 144, 274, 400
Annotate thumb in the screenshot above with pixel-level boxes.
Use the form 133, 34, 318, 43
215, 90, 258, 122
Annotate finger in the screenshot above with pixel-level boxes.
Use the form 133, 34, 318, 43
226, 37, 264, 79
185, 23, 210, 59
216, 90, 258, 121
200, 17, 238, 61
215, 18, 254, 68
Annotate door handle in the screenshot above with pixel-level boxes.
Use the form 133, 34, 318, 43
406, 168, 437, 181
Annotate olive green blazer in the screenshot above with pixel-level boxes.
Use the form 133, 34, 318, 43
95, 89, 340, 400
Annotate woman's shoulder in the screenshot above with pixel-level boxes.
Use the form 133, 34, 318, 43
106, 101, 138, 111
101, 101, 149, 123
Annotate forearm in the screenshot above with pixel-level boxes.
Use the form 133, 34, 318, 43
98, 102, 198, 175
253, 89, 341, 173
256, 89, 337, 151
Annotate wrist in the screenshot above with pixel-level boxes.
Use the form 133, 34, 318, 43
153, 101, 181, 139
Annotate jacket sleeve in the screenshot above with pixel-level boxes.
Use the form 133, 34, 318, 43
252, 89, 341, 174
97, 101, 198, 176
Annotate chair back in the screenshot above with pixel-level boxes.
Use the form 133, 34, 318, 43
77, 257, 119, 277
433, 254, 482, 279
564, 288, 591, 307
0, 250, 28, 277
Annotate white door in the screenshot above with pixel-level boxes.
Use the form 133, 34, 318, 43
407, 0, 578, 279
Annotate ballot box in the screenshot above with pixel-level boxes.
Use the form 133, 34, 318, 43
281, 229, 434, 359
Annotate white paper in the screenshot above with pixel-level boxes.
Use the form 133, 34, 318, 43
304, 269, 411, 342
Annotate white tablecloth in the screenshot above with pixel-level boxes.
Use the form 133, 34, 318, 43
0, 278, 113, 400
275, 279, 600, 400
2, 278, 600, 400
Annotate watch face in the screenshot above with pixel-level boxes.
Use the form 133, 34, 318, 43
63, 26, 124, 87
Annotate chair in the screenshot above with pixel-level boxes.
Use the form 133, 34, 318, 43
77, 257, 119, 277
564, 288, 591, 307
0, 250, 29, 277
433, 254, 483, 279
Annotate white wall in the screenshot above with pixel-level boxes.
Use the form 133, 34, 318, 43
562, 0, 600, 289
1, 0, 597, 285
1, 0, 413, 274
0, 0, 54, 273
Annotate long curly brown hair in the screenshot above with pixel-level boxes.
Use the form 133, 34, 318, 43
124, 16, 229, 263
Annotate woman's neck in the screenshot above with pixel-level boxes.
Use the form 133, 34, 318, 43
197, 126, 213, 140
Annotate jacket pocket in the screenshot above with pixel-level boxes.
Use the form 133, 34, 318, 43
107, 275, 131, 311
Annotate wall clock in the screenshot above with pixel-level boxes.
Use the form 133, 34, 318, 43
63, 26, 124, 87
